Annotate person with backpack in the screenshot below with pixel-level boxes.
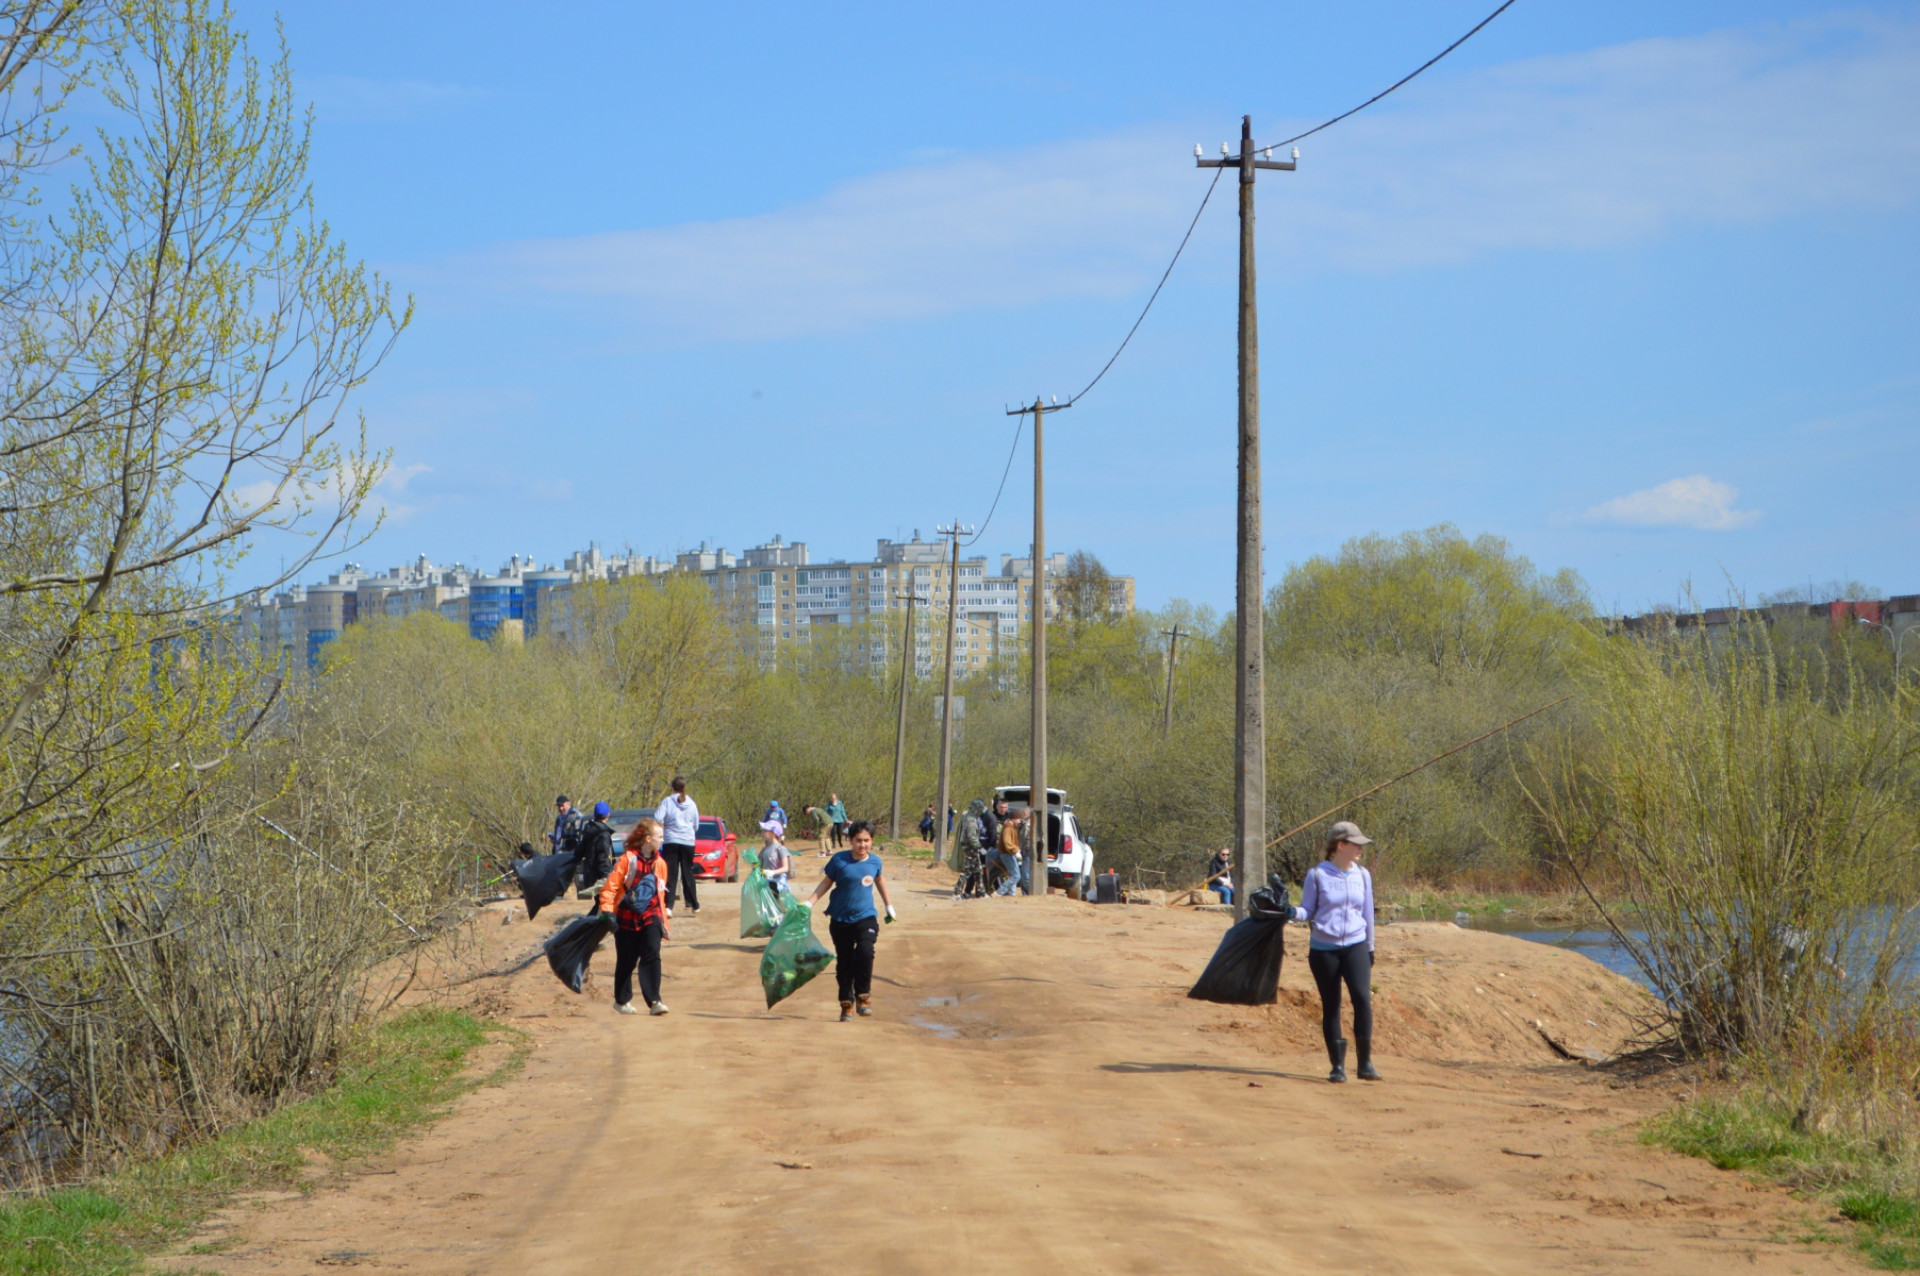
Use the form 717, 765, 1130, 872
1292, 820, 1380, 1083
597, 817, 671, 1015
653, 776, 702, 916
575, 802, 615, 896
806, 820, 895, 1021
549, 794, 586, 887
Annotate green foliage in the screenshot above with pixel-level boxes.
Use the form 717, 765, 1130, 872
1526, 616, 1920, 1057
1267, 524, 1592, 678
0, 1009, 504, 1276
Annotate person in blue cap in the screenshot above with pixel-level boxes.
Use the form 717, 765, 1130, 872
576, 801, 615, 897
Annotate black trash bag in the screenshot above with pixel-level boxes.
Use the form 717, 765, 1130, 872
545, 912, 613, 994
1188, 873, 1292, 1005
511, 851, 577, 920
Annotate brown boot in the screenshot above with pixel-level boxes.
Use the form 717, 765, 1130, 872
856, 994, 873, 1017
839, 1001, 854, 1022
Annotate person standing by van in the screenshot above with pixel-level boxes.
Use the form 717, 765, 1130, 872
993, 809, 1027, 896
598, 817, 671, 1015
807, 820, 896, 1022
1293, 820, 1380, 1083
654, 776, 702, 916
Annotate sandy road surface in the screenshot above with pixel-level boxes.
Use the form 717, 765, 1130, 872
174, 859, 1850, 1275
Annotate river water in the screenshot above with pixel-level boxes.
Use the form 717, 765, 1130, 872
1457, 911, 1919, 997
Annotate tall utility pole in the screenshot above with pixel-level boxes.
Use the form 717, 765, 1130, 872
1199, 117, 1295, 920
1161, 624, 1188, 738
1009, 396, 1068, 895
933, 521, 974, 868
888, 588, 927, 841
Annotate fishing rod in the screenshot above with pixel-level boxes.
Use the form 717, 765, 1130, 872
1264, 695, 1573, 850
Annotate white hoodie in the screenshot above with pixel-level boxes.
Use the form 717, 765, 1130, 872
654, 792, 700, 845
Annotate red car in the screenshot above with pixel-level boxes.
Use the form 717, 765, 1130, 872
693, 817, 741, 881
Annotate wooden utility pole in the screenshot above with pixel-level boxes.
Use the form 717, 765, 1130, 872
933, 521, 973, 868
1199, 117, 1295, 920
1161, 624, 1187, 738
888, 588, 926, 841
1009, 395, 1068, 895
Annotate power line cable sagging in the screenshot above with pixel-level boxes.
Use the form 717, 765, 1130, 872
966, 0, 1523, 541
1059, 0, 1521, 412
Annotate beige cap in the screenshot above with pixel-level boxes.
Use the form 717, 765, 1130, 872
1327, 820, 1372, 846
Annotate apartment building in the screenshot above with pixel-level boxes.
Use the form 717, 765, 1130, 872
239, 533, 1136, 674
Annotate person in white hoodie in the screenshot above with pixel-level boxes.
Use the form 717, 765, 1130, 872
654, 775, 702, 916
1293, 820, 1380, 1084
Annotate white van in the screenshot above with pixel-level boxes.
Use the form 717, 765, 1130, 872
991, 785, 1095, 898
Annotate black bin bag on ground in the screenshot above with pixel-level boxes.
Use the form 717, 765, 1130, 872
1187, 873, 1292, 1006
546, 913, 613, 994
511, 851, 577, 920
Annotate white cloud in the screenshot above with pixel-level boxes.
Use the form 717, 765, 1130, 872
457, 15, 1920, 339
1582, 475, 1760, 530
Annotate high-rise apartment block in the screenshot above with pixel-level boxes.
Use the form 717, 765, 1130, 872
237, 532, 1134, 674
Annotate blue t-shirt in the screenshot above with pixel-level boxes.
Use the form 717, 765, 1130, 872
822, 851, 883, 922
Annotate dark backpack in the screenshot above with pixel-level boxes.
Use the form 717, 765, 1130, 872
622, 855, 660, 917
558, 809, 588, 853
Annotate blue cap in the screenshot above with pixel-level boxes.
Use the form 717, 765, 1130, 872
593, 801, 610, 818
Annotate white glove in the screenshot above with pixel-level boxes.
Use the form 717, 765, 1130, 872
885, 904, 897, 923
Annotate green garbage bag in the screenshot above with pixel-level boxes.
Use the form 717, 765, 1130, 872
740, 866, 789, 939
760, 902, 834, 1008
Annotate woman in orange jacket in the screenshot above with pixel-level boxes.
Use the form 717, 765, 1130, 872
597, 817, 672, 1016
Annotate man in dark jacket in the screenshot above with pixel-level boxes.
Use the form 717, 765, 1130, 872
576, 801, 615, 897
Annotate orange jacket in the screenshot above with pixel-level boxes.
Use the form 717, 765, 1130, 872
599, 849, 669, 932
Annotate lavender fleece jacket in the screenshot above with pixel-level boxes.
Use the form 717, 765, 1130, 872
1293, 860, 1375, 951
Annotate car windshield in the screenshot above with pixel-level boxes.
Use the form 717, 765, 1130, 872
697, 819, 722, 840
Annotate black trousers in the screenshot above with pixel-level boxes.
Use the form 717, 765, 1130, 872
613, 921, 662, 1007
661, 843, 698, 910
829, 917, 879, 1001
1307, 943, 1373, 1045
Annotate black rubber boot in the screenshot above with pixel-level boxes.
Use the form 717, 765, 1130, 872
1328, 1038, 1348, 1084
1356, 1037, 1381, 1081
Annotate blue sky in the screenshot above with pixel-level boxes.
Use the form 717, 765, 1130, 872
236, 0, 1920, 613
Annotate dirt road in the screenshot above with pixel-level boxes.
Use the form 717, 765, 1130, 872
175, 859, 1850, 1274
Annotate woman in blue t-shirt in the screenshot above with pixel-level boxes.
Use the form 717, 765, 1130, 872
806, 820, 897, 1021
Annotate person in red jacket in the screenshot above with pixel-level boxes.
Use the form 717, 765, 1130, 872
598, 817, 671, 1016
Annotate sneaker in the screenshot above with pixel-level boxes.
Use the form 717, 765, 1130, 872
838, 1001, 854, 1022
856, 996, 873, 1017
649, 1001, 670, 1016
688, 906, 700, 916
615, 1002, 637, 1015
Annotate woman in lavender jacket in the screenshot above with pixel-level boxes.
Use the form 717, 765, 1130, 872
1293, 820, 1380, 1083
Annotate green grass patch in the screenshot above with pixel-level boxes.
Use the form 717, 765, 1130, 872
1646, 1096, 1920, 1269
0, 1008, 517, 1276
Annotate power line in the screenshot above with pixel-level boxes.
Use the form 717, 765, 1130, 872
1274, 0, 1520, 149
1066, 166, 1225, 407
964, 0, 1522, 544
964, 411, 1022, 547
